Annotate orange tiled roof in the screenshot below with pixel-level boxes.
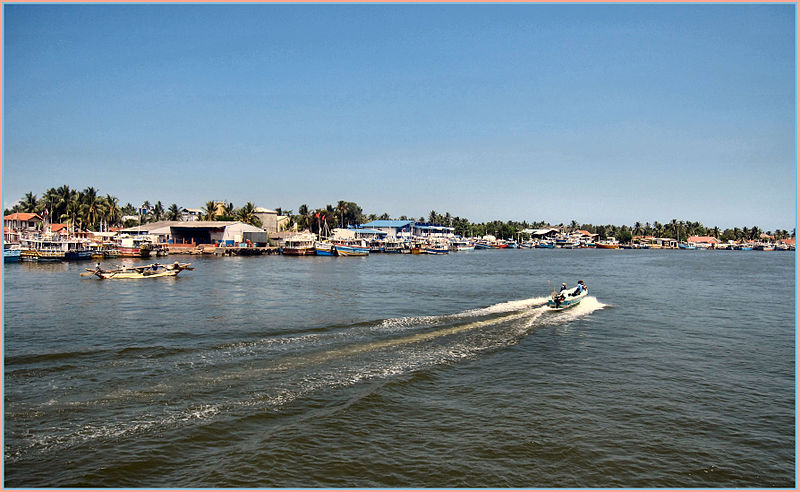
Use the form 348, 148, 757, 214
4, 212, 42, 221
688, 235, 720, 243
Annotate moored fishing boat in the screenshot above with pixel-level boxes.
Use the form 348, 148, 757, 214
4, 244, 22, 262
383, 239, 408, 253
423, 245, 449, 254
450, 239, 475, 251
64, 248, 93, 261
423, 239, 450, 254
19, 236, 89, 262
117, 235, 154, 258
334, 241, 370, 256
595, 237, 619, 249
314, 241, 336, 256
282, 233, 316, 256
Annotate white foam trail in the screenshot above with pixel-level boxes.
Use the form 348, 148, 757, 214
533, 296, 607, 327
454, 296, 551, 317
377, 296, 550, 332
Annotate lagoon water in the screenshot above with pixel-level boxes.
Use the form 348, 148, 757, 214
3, 249, 796, 487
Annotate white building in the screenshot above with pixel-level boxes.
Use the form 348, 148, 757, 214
118, 221, 268, 246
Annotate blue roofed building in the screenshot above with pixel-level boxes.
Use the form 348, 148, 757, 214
413, 223, 455, 238
360, 220, 415, 239
360, 220, 455, 239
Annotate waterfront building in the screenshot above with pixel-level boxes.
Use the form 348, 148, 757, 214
360, 220, 455, 239
254, 207, 288, 234
349, 226, 388, 241
4, 212, 42, 231
180, 208, 203, 221
414, 223, 455, 239
526, 228, 560, 239
687, 235, 721, 249
118, 220, 268, 247
4, 213, 43, 243
360, 220, 415, 239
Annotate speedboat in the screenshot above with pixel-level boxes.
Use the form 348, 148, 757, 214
547, 287, 588, 310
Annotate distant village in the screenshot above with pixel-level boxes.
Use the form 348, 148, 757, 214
3, 188, 796, 260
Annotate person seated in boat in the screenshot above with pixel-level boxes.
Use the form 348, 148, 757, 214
570, 280, 586, 296
95, 262, 102, 273
552, 283, 567, 307
171, 261, 181, 270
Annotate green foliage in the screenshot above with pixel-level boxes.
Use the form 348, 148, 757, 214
9, 187, 792, 243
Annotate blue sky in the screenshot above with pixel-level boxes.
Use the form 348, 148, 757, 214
3, 4, 796, 230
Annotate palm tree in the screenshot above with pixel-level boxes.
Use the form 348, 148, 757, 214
202, 201, 217, 221
104, 194, 121, 228
670, 219, 679, 241
236, 202, 262, 228
167, 203, 180, 221
222, 202, 235, 218
152, 201, 164, 222
80, 187, 103, 230
139, 201, 152, 224
20, 192, 38, 213
297, 204, 310, 230
337, 201, 347, 228
62, 198, 82, 231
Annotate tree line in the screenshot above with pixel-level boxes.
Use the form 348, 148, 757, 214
3, 186, 264, 230
5, 187, 795, 241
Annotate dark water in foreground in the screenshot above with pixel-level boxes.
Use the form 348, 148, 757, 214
3, 249, 796, 487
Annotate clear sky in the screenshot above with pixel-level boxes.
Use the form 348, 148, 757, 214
3, 4, 796, 231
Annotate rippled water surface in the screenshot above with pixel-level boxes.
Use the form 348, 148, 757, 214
3, 249, 795, 487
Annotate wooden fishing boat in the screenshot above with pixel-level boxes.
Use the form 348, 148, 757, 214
314, 241, 336, 256
117, 235, 154, 258
4, 244, 22, 263
85, 262, 193, 280
282, 233, 316, 256
20, 236, 89, 262
334, 242, 369, 256
595, 237, 620, 249
423, 244, 449, 255
450, 239, 475, 251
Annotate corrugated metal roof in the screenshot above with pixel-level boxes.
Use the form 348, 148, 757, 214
119, 220, 248, 232
361, 220, 414, 228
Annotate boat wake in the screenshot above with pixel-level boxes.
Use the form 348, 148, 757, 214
5, 296, 606, 462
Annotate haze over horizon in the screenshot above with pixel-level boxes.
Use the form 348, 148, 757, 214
3, 4, 796, 231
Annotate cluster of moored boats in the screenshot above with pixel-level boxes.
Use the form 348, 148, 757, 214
278, 232, 794, 256
4, 233, 164, 263
5, 229, 793, 263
